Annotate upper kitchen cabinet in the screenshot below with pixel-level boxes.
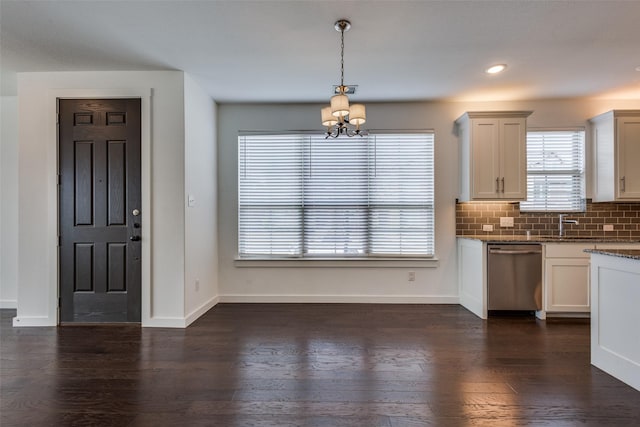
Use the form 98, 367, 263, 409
457, 111, 532, 201
591, 110, 640, 202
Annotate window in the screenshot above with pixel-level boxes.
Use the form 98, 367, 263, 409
238, 132, 434, 258
520, 129, 585, 212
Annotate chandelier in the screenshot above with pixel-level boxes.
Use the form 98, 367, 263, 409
321, 19, 366, 138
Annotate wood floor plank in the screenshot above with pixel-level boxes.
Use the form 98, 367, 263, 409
2, 304, 640, 427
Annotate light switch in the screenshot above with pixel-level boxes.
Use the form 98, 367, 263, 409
188, 194, 196, 207
603, 224, 614, 231
482, 224, 494, 232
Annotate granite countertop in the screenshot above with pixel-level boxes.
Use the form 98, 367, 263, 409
457, 235, 640, 243
584, 249, 640, 260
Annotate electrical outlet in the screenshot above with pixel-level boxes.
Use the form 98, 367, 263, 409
408, 271, 416, 282
482, 224, 494, 232
500, 217, 514, 227
603, 224, 614, 232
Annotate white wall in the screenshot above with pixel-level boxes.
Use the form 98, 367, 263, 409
13, 71, 190, 326
7, 69, 638, 326
217, 98, 640, 303
183, 74, 219, 324
1, 96, 18, 308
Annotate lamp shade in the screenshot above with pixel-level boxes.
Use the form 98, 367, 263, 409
349, 104, 366, 125
331, 94, 350, 117
321, 106, 338, 126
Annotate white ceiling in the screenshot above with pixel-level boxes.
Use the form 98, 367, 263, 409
2, 0, 640, 102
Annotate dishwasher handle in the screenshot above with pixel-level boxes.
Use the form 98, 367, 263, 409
489, 248, 541, 255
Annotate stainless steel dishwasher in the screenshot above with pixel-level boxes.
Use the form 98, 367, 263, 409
487, 243, 542, 313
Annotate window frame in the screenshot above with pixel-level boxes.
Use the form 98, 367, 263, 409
520, 127, 586, 213
237, 131, 436, 263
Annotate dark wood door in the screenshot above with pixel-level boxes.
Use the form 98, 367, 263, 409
59, 99, 141, 323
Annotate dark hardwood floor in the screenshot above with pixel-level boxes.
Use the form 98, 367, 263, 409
2, 304, 639, 426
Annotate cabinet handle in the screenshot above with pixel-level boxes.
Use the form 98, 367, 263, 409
501, 177, 505, 193
621, 176, 626, 192
496, 177, 500, 193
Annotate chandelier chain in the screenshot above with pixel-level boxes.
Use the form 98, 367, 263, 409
340, 26, 345, 89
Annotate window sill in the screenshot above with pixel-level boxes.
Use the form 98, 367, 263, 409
234, 257, 439, 268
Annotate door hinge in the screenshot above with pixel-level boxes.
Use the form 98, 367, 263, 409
56, 113, 60, 124
58, 236, 61, 246
58, 297, 61, 308
57, 173, 61, 185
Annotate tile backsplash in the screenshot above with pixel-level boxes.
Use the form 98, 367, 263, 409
456, 200, 640, 239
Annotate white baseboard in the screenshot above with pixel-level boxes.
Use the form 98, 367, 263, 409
0, 299, 17, 309
219, 294, 459, 304
13, 315, 56, 327
185, 295, 219, 327
142, 295, 220, 328
142, 316, 188, 328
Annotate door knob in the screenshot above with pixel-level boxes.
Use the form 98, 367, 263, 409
129, 235, 141, 241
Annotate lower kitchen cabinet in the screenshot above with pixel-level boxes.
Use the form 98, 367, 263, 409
544, 257, 591, 312
544, 244, 594, 314
457, 238, 640, 319
543, 243, 640, 315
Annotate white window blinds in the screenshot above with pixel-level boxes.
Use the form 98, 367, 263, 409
238, 133, 435, 258
520, 129, 585, 212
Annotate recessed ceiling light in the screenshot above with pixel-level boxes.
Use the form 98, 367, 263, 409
486, 64, 507, 74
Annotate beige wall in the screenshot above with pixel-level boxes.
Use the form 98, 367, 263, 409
1, 96, 18, 307
217, 98, 640, 303
5, 70, 639, 325
183, 74, 219, 323
12, 71, 199, 327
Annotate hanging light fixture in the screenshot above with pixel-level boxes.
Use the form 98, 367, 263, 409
321, 19, 366, 138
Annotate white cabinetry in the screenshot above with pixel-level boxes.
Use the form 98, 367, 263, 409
457, 238, 487, 319
544, 244, 594, 314
590, 253, 640, 391
591, 110, 640, 201
457, 111, 532, 201
544, 242, 640, 315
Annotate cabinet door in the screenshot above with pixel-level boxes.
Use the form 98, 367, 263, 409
471, 118, 500, 199
544, 258, 590, 312
617, 117, 640, 199
500, 117, 527, 200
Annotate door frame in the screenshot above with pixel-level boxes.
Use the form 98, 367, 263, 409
52, 89, 151, 326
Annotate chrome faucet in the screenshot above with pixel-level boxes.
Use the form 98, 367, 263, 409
559, 214, 579, 237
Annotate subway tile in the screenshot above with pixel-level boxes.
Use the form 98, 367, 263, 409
455, 200, 640, 236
